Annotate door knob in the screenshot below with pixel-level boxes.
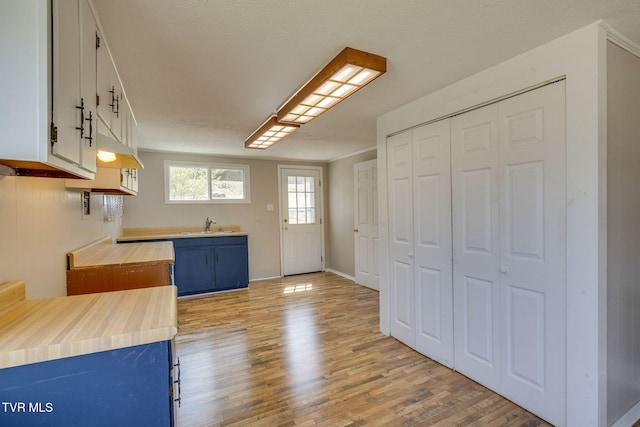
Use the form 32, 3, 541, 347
353, 228, 359, 233
499, 267, 508, 274
408, 253, 414, 258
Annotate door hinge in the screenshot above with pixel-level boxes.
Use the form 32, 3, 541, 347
321, 256, 323, 262
50, 122, 58, 146
96, 94, 100, 107
96, 32, 100, 49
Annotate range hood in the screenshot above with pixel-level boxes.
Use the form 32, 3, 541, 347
96, 133, 144, 169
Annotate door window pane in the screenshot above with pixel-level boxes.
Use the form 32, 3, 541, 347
287, 175, 316, 225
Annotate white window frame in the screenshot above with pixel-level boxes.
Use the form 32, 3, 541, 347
164, 160, 251, 204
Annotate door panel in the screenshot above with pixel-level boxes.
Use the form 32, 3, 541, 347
463, 276, 495, 366
498, 82, 566, 425
452, 104, 501, 391
412, 120, 453, 367
387, 131, 415, 347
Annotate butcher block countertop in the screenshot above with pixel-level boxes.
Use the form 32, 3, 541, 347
67, 236, 174, 269
118, 225, 247, 242
0, 280, 177, 369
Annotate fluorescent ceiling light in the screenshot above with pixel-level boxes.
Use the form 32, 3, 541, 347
277, 47, 386, 125
244, 47, 386, 150
245, 116, 300, 150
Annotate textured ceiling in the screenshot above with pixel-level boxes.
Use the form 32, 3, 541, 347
90, 0, 640, 162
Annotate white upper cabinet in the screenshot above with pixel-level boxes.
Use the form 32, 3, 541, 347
0, 0, 136, 180
96, 29, 125, 145
0, 0, 96, 178
51, 0, 97, 174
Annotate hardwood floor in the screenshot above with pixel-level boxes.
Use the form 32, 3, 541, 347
175, 272, 550, 427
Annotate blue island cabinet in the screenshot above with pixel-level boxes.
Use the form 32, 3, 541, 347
173, 236, 249, 296
0, 341, 178, 427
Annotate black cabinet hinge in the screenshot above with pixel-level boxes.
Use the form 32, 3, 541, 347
50, 122, 58, 146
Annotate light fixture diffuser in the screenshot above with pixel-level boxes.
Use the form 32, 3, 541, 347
277, 47, 386, 125
245, 116, 300, 149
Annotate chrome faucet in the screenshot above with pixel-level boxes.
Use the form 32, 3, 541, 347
205, 217, 216, 232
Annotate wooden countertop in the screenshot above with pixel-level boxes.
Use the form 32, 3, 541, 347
118, 225, 247, 242
67, 236, 174, 269
0, 281, 177, 369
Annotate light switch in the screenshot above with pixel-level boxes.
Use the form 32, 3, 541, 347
267, 203, 274, 211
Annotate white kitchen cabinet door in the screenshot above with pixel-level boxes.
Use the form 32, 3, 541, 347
51, 0, 97, 173
78, 0, 97, 173
96, 31, 122, 141
51, 0, 82, 165
412, 120, 454, 368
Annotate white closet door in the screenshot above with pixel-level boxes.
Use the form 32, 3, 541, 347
387, 131, 415, 347
413, 120, 454, 368
498, 82, 566, 425
451, 104, 501, 391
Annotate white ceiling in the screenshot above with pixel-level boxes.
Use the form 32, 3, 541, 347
90, 0, 640, 162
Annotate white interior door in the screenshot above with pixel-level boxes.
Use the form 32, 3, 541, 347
354, 159, 379, 290
451, 82, 566, 426
280, 167, 323, 276
451, 103, 502, 391
497, 82, 566, 425
412, 120, 454, 369
386, 131, 415, 347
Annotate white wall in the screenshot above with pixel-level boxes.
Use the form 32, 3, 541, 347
122, 151, 327, 281
0, 175, 121, 299
606, 40, 640, 427
377, 22, 609, 426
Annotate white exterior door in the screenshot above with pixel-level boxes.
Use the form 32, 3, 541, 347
451, 82, 566, 425
280, 167, 323, 276
354, 159, 379, 290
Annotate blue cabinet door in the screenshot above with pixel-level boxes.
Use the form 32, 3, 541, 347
0, 342, 172, 427
214, 245, 249, 290
173, 245, 214, 296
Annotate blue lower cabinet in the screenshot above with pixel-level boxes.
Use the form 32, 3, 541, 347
173, 236, 249, 296
0, 341, 177, 427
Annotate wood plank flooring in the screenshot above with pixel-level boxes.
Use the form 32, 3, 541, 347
176, 272, 550, 427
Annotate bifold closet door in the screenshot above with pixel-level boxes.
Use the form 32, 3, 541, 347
451, 104, 502, 391
412, 121, 453, 368
387, 130, 415, 347
451, 81, 566, 426
497, 82, 566, 425
387, 120, 454, 368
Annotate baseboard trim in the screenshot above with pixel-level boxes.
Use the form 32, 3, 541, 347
324, 268, 355, 282
612, 400, 640, 427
